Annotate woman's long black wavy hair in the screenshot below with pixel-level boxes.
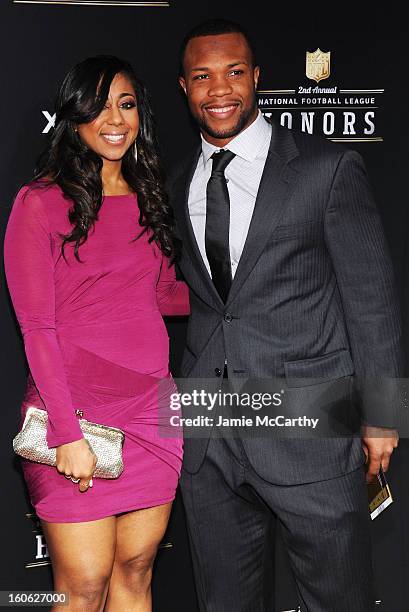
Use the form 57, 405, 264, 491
32, 55, 179, 262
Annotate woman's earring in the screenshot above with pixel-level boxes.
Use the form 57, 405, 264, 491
134, 140, 138, 163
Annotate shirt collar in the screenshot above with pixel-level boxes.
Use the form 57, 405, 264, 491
201, 111, 271, 166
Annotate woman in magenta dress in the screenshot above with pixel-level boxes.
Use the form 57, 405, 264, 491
4, 55, 189, 611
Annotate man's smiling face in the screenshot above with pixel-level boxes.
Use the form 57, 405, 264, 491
179, 32, 260, 147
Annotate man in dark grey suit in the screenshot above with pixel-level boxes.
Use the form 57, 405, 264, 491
172, 18, 402, 612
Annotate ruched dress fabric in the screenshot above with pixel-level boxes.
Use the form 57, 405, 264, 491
4, 184, 189, 523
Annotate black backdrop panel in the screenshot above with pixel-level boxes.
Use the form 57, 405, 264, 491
0, 3, 407, 610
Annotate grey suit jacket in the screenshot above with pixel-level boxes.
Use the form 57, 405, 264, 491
171, 121, 403, 484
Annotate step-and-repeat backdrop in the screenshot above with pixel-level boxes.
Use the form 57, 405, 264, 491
0, 2, 408, 611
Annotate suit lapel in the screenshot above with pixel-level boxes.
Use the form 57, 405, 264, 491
173, 147, 224, 309
226, 123, 299, 307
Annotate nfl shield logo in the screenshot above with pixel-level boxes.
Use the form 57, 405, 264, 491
306, 49, 331, 83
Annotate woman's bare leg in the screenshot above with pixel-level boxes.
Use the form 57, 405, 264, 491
41, 516, 117, 612
105, 502, 172, 612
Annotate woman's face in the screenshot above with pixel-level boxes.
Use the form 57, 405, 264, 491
76, 72, 139, 163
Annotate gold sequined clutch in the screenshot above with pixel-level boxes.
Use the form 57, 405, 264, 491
13, 406, 125, 479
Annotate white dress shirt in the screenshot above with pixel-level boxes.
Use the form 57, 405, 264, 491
188, 111, 272, 279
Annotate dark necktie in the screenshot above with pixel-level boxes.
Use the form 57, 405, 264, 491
205, 150, 236, 302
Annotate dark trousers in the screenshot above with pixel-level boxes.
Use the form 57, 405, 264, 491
180, 435, 373, 612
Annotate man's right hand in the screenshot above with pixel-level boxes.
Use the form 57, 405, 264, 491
56, 438, 97, 492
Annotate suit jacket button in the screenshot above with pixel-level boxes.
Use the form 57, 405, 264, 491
215, 368, 222, 377
224, 313, 233, 323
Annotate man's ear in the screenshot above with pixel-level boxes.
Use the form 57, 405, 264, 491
254, 66, 260, 90
179, 76, 187, 96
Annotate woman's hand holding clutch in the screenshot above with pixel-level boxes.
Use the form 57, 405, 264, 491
56, 438, 97, 493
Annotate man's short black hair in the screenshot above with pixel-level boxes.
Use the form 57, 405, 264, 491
179, 18, 257, 77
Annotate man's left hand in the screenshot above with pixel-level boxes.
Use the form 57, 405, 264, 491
361, 424, 399, 483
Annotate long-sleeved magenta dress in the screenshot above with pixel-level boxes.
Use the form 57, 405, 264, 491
4, 183, 189, 523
